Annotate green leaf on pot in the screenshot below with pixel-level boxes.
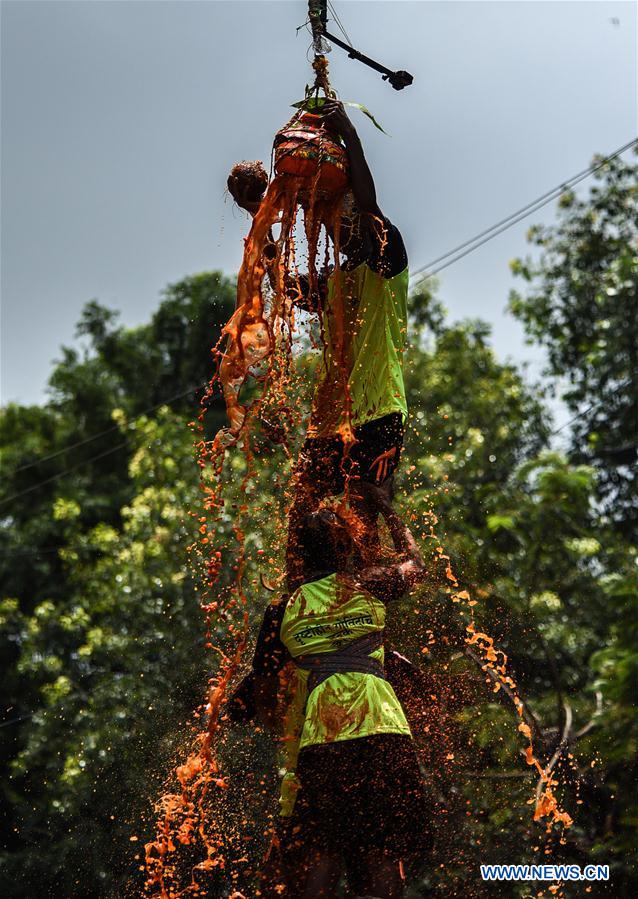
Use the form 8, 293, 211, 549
291, 98, 388, 134
292, 96, 329, 111
343, 102, 387, 134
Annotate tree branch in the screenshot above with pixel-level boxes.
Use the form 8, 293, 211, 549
534, 692, 603, 798
536, 699, 572, 802
464, 646, 545, 747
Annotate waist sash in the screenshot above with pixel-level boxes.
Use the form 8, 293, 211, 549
293, 630, 386, 696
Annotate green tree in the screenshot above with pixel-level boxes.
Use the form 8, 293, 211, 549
509, 150, 638, 537
2, 268, 637, 897
0, 273, 235, 897
0, 273, 235, 610
1, 409, 202, 896
394, 300, 635, 893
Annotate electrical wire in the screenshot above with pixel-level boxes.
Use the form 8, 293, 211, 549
0, 713, 34, 730
0, 441, 129, 508
550, 379, 632, 438
9, 382, 206, 476
410, 136, 637, 282
327, 0, 353, 46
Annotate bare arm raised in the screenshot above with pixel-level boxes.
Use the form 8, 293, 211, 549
320, 100, 380, 217
355, 482, 426, 601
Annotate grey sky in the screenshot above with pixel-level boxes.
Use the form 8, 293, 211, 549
2, 1, 636, 417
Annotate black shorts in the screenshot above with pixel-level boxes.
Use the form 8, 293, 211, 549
280, 734, 431, 863
299, 412, 404, 496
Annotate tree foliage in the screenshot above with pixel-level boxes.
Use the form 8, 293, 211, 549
509, 150, 638, 537
0, 274, 235, 895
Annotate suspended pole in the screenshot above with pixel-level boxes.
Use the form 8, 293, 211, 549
307, 0, 413, 90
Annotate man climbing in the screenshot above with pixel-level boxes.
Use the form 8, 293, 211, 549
228, 100, 410, 590
229, 482, 431, 898
286, 99, 410, 590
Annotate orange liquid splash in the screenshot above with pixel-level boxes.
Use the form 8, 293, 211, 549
144, 167, 351, 896
143, 155, 574, 898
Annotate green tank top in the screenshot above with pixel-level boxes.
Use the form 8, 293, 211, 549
307, 264, 409, 439
277, 572, 411, 816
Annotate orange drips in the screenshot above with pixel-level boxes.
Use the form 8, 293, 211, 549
143, 114, 574, 898
144, 153, 353, 895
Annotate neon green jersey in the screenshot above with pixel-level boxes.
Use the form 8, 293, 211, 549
307, 263, 409, 439
277, 572, 411, 816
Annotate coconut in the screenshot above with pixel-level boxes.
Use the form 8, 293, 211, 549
227, 160, 269, 206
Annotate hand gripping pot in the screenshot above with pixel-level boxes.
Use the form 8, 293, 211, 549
273, 111, 349, 194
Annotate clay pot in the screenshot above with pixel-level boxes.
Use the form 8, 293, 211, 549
273, 112, 349, 193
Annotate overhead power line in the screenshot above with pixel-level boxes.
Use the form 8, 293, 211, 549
410, 136, 638, 282
550, 379, 633, 439
10, 382, 206, 476
0, 713, 35, 730
327, 0, 353, 46
0, 441, 129, 508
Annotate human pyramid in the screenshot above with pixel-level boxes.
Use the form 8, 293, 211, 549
222, 94, 431, 899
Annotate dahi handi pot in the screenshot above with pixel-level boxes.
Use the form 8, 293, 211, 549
273, 112, 349, 193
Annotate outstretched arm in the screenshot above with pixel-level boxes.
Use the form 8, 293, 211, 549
320, 101, 407, 278
376, 486, 425, 583
227, 166, 277, 303
321, 100, 380, 217
356, 482, 426, 599
227, 599, 288, 729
